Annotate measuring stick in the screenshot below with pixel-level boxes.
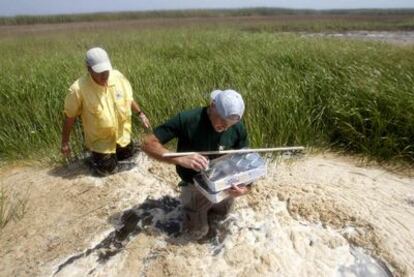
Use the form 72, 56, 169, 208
162, 146, 305, 158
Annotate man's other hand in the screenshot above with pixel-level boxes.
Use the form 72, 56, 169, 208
61, 143, 71, 156
228, 184, 249, 197
139, 112, 151, 129
175, 154, 209, 171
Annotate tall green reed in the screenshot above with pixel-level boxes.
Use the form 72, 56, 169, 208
0, 29, 413, 163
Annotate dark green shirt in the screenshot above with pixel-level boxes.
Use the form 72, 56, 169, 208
154, 107, 249, 183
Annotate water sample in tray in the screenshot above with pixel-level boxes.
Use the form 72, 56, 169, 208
193, 151, 267, 202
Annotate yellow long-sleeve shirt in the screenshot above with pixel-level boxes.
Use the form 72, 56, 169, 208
64, 70, 133, 154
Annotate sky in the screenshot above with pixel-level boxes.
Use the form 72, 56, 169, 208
1, 0, 414, 17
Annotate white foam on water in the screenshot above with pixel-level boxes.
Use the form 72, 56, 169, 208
336, 247, 392, 277
44, 153, 413, 276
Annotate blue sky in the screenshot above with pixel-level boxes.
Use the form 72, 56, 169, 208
1, 0, 414, 17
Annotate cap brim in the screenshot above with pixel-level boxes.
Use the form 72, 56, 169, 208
91, 62, 112, 73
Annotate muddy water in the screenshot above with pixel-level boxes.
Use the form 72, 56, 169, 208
0, 153, 413, 276
303, 31, 414, 45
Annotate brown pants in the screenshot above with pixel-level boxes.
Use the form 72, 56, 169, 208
180, 183, 233, 239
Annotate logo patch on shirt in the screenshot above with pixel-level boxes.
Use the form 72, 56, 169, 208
115, 91, 123, 100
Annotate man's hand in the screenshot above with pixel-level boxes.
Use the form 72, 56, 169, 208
139, 112, 151, 129
61, 142, 71, 157
228, 184, 249, 198
174, 154, 209, 171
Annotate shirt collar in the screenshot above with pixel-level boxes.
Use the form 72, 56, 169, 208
107, 70, 116, 87
87, 70, 116, 90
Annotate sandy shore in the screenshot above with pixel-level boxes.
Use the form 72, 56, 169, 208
0, 153, 413, 276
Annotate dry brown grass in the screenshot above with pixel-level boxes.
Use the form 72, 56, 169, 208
0, 13, 413, 37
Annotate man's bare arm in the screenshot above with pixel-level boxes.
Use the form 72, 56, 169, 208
141, 134, 208, 171
61, 116, 76, 156
141, 134, 171, 161
131, 100, 151, 129
131, 100, 141, 113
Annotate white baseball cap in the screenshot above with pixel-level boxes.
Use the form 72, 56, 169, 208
86, 47, 112, 73
210, 89, 245, 120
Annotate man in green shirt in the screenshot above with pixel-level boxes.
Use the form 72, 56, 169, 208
142, 89, 249, 239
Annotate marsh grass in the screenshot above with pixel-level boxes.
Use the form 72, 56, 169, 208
0, 187, 29, 229
0, 28, 413, 164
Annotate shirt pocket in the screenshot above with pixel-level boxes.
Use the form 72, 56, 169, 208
115, 98, 131, 122
89, 104, 114, 129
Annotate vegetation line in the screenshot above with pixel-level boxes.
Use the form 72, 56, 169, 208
0, 28, 413, 164
1, 8, 414, 27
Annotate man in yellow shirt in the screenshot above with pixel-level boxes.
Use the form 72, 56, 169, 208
61, 47, 150, 175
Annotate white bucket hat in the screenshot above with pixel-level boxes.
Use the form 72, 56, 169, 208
86, 47, 112, 73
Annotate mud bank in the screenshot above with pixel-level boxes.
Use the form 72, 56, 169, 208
0, 153, 413, 276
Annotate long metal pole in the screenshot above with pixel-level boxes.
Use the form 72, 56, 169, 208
162, 146, 305, 158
